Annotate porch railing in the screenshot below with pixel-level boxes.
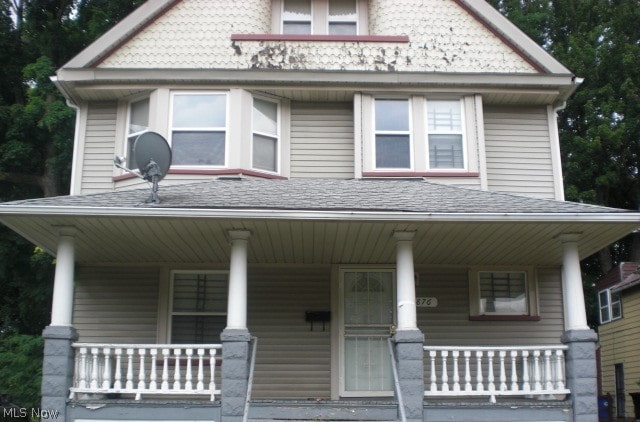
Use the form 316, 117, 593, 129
69, 343, 222, 401
423, 345, 570, 403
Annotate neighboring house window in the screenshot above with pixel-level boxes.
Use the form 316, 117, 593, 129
170, 92, 227, 167
599, 288, 622, 324
469, 269, 538, 318
427, 100, 465, 169
170, 271, 228, 343
126, 98, 149, 170
252, 97, 279, 173
283, 0, 312, 34
374, 99, 412, 169
281, 0, 361, 35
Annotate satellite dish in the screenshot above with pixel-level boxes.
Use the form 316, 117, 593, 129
113, 131, 172, 204
134, 132, 172, 203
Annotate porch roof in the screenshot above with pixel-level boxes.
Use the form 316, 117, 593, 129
0, 178, 638, 266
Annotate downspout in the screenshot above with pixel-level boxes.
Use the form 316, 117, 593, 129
242, 337, 258, 422
388, 338, 407, 422
51, 76, 82, 195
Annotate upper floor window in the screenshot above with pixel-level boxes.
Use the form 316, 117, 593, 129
374, 99, 411, 169
170, 271, 228, 343
281, 0, 361, 35
252, 97, 280, 173
427, 100, 465, 169
599, 288, 622, 324
126, 98, 149, 170
170, 92, 227, 167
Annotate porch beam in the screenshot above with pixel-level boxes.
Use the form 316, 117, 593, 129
226, 230, 251, 330
394, 231, 417, 330
559, 234, 589, 331
50, 227, 77, 326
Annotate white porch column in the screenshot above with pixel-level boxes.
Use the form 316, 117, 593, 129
226, 230, 251, 330
394, 231, 417, 330
50, 227, 76, 326
560, 234, 589, 331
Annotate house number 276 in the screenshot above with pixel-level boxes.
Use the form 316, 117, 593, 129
416, 297, 438, 307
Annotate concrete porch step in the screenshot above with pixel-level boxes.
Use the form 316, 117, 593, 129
248, 400, 399, 422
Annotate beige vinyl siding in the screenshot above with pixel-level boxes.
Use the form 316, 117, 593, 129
416, 266, 564, 345
290, 102, 354, 179
484, 106, 556, 199
248, 265, 332, 399
73, 266, 160, 343
81, 102, 117, 194
599, 288, 640, 417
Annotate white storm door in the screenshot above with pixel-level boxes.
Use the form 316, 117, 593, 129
340, 269, 395, 396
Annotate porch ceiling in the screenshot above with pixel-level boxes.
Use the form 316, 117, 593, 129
1, 178, 639, 267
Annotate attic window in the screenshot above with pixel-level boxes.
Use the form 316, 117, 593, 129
276, 0, 367, 36
283, 0, 312, 34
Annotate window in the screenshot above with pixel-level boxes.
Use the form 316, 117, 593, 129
126, 98, 149, 170
283, 0, 312, 34
468, 268, 538, 319
170, 92, 227, 167
374, 99, 411, 169
252, 98, 279, 172
281, 0, 361, 35
599, 288, 622, 324
170, 271, 228, 343
329, 0, 357, 35
427, 100, 465, 169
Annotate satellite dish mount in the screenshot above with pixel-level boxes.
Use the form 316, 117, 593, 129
114, 132, 172, 204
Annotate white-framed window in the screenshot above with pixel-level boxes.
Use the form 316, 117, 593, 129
374, 98, 412, 169
280, 0, 362, 35
427, 99, 466, 169
469, 268, 538, 317
598, 288, 622, 324
252, 97, 280, 173
125, 97, 150, 170
169, 92, 228, 167
169, 271, 228, 344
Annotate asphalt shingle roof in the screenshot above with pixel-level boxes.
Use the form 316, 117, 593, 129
0, 178, 631, 215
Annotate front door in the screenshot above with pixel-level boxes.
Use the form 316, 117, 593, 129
340, 269, 395, 396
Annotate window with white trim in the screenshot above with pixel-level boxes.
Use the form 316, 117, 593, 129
170, 271, 228, 343
598, 288, 622, 324
170, 92, 227, 167
374, 98, 412, 169
427, 100, 465, 169
125, 98, 149, 170
469, 269, 538, 317
252, 97, 279, 173
280, 0, 362, 35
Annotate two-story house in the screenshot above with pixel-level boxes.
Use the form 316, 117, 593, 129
1, 1, 640, 421
596, 262, 640, 420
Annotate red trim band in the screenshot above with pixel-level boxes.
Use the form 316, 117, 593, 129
231, 34, 410, 43
363, 171, 480, 178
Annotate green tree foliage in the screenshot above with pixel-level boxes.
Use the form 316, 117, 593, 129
0, 334, 44, 409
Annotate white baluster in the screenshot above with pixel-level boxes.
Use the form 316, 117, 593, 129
174, 348, 182, 390
533, 350, 542, 391
452, 351, 460, 392
149, 348, 158, 390
125, 348, 134, 389
429, 350, 437, 391
210, 348, 217, 400
440, 351, 449, 392
544, 350, 553, 391
521, 350, 530, 392
555, 350, 565, 390
499, 350, 507, 392
475, 351, 484, 392
78, 347, 88, 389
138, 348, 147, 391
510, 350, 519, 392
102, 347, 112, 389
185, 348, 193, 390
197, 348, 205, 390
90, 347, 100, 389
487, 351, 495, 392
161, 348, 170, 391
463, 350, 472, 392
113, 348, 123, 389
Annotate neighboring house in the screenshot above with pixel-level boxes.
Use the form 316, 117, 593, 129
0, 1, 639, 421
596, 262, 640, 419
